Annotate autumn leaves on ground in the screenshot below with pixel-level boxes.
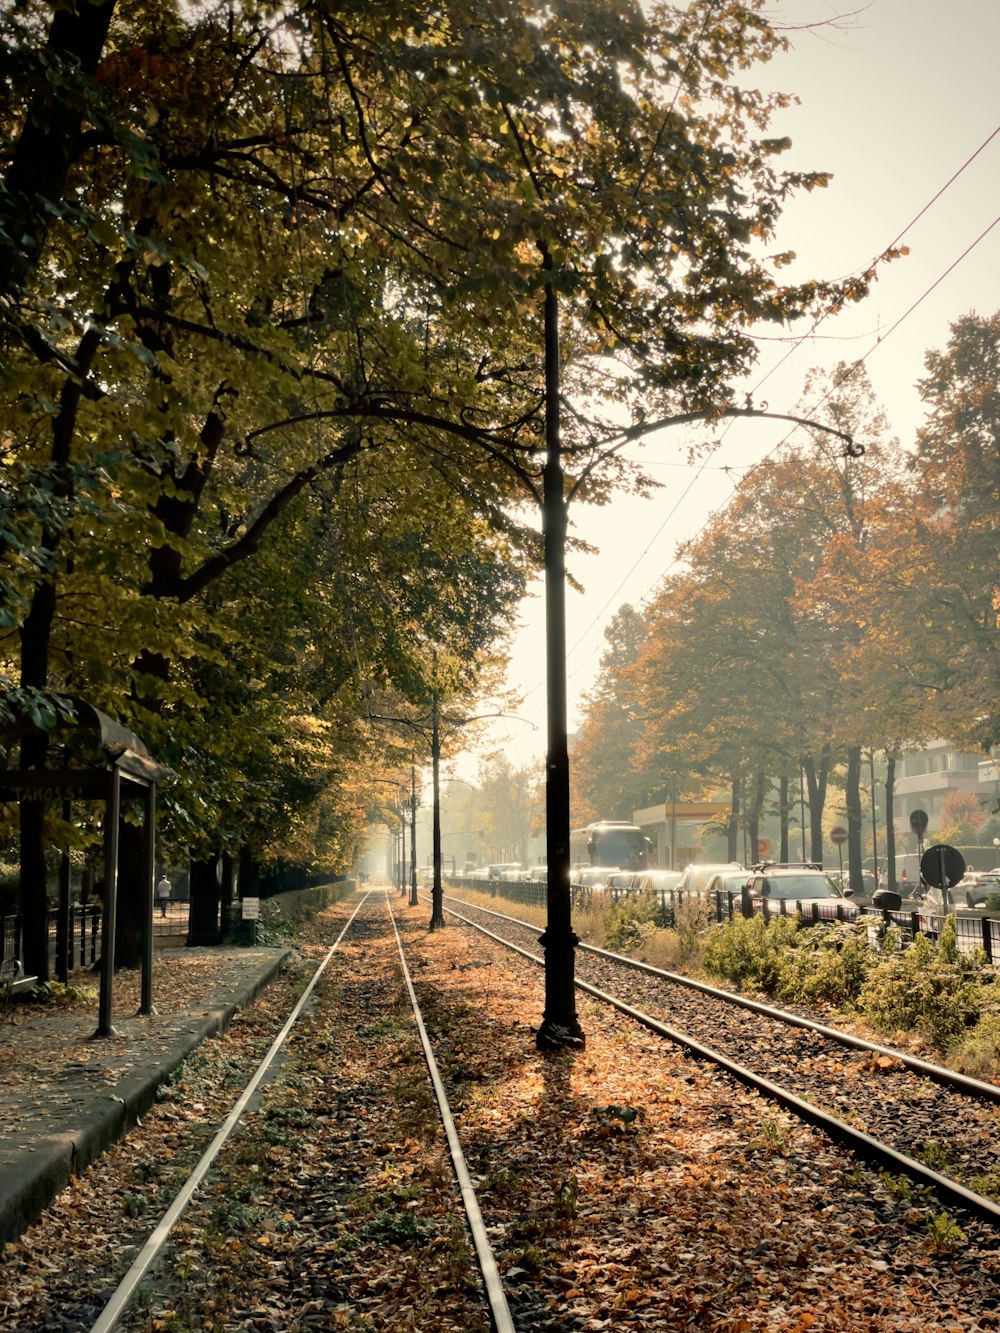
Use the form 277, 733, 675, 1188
3, 896, 999, 1333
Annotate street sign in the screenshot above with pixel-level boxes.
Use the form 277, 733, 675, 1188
830, 826, 848, 846
756, 838, 770, 858
909, 809, 929, 835
241, 897, 261, 920
920, 844, 965, 890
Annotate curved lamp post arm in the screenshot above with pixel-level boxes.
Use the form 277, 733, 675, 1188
566, 407, 859, 505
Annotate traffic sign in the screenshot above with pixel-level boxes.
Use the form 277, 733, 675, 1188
909, 809, 929, 835
830, 826, 847, 846
756, 838, 770, 858
920, 844, 965, 890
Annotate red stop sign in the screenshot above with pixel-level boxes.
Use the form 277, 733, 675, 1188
830, 826, 848, 845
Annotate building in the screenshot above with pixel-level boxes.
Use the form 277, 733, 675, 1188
632, 800, 732, 870
892, 739, 999, 836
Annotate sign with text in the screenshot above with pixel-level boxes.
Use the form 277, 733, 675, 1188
241, 897, 261, 921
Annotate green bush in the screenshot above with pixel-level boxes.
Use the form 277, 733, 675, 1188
701, 913, 800, 993
777, 923, 873, 1009
700, 911, 998, 1063
603, 889, 659, 953
856, 918, 987, 1052
673, 897, 711, 965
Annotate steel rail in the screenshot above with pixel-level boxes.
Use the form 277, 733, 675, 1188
386, 896, 516, 1333
440, 890, 1000, 1103
87, 891, 375, 1333
440, 897, 1000, 1228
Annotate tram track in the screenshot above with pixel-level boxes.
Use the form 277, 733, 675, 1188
439, 891, 1000, 1224
79, 889, 513, 1333
6, 888, 1000, 1331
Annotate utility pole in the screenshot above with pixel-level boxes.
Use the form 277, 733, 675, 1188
429, 694, 445, 928
536, 275, 584, 1051
409, 762, 418, 906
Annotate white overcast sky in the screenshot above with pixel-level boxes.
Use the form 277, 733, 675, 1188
457, 0, 1000, 774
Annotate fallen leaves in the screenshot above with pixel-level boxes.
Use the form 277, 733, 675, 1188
2, 896, 1000, 1332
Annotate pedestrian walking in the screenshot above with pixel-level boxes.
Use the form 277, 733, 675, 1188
155, 874, 171, 918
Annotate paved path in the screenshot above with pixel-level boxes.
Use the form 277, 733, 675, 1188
0, 945, 288, 1243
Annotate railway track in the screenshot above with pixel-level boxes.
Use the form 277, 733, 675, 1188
438, 891, 1000, 1223
74, 890, 513, 1333
6, 887, 1000, 1331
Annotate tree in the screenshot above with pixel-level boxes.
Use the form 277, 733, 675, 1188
1, 0, 885, 976
908, 312, 1000, 752
571, 605, 650, 823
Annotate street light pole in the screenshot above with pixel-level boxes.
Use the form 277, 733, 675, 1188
429, 694, 445, 928
409, 762, 419, 906
536, 276, 584, 1051
869, 749, 879, 886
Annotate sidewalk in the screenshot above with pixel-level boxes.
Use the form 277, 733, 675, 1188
0, 943, 288, 1244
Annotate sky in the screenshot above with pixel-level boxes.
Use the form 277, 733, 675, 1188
453, 0, 1000, 777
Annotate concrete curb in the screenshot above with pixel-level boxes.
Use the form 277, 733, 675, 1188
0, 948, 291, 1245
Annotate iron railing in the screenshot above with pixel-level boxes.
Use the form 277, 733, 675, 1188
445, 876, 1000, 965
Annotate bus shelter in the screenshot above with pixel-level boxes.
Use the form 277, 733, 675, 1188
0, 697, 169, 1037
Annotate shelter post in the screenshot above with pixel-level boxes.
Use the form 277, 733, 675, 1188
95, 766, 121, 1038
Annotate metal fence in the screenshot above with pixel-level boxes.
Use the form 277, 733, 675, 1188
1, 901, 191, 977
445, 877, 1000, 966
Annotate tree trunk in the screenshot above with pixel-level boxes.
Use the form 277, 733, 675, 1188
884, 752, 898, 892
778, 774, 789, 864
803, 746, 831, 863
747, 768, 766, 864
188, 854, 223, 946
845, 746, 864, 894
726, 773, 741, 862
1, 1, 118, 296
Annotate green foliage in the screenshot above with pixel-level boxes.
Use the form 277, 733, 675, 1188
672, 897, 711, 965
703, 913, 991, 1055
24, 978, 96, 1007
362, 1209, 435, 1245
744, 1119, 792, 1160
0, 0, 893, 931
555, 1175, 580, 1219
776, 924, 873, 1009
701, 913, 801, 993
936, 994, 1000, 1080
603, 888, 659, 952
857, 919, 987, 1052
925, 1212, 967, 1254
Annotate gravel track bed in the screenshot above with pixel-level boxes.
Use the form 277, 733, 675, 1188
446, 897, 1000, 1203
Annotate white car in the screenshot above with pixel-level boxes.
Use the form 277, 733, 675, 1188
571, 865, 621, 893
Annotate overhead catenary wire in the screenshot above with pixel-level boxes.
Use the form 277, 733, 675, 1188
503, 131, 1000, 733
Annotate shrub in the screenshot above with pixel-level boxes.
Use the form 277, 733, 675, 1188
948, 1000, 1000, 1080
673, 897, 711, 964
856, 919, 987, 1052
603, 889, 659, 953
701, 913, 799, 993
777, 922, 873, 1009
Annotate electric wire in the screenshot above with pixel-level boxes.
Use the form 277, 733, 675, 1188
510, 153, 1000, 719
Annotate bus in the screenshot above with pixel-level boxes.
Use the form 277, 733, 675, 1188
570, 821, 651, 871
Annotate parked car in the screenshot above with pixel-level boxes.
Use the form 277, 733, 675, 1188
636, 869, 682, 894
703, 868, 751, 900
957, 872, 1000, 907
743, 864, 858, 920
678, 862, 744, 896
487, 863, 523, 881
571, 865, 620, 894
606, 870, 640, 895
525, 865, 548, 883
